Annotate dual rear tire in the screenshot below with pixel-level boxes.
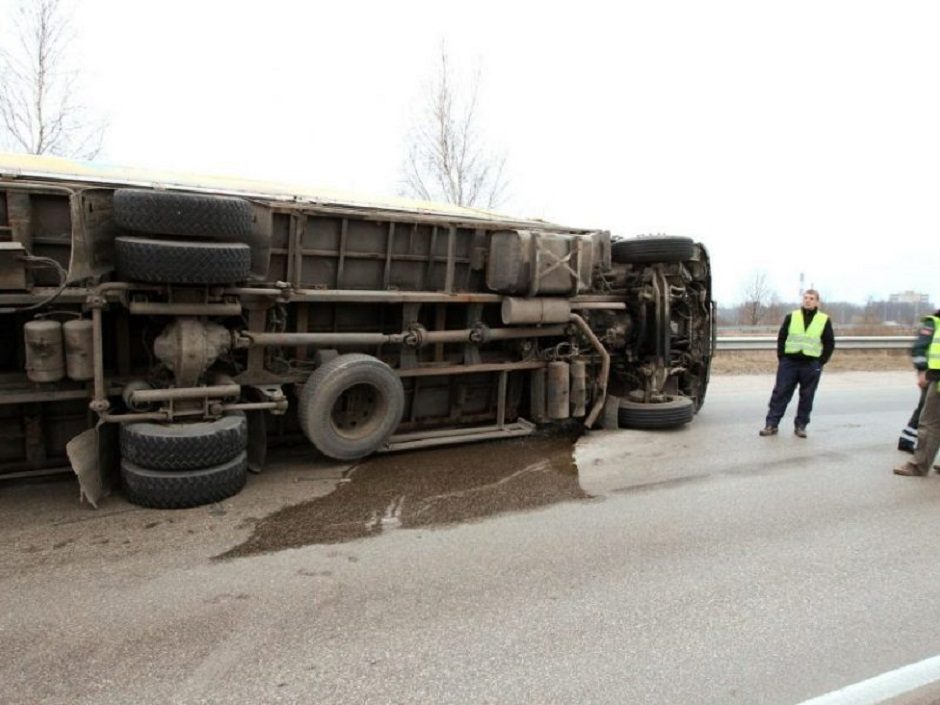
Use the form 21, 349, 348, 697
112, 189, 254, 285
112, 189, 256, 507
119, 413, 248, 509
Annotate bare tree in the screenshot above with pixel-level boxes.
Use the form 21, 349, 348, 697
861, 295, 883, 327
738, 270, 775, 326
0, 0, 105, 158
401, 44, 508, 209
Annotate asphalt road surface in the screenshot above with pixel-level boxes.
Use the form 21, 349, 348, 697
2, 370, 940, 705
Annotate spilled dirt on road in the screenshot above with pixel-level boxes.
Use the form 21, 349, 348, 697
218, 430, 586, 559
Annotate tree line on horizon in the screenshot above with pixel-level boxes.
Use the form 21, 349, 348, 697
724, 269, 934, 330
719, 297, 935, 330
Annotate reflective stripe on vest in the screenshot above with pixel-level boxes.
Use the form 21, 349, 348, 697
784, 309, 828, 357
928, 316, 940, 371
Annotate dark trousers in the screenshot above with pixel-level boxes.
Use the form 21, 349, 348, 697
898, 387, 927, 453
908, 385, 928, 428
765, 357, 822, 428
913, 383, 940, 473
899, 386, 928, 450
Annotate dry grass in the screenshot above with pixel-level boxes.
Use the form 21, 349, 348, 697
711, 349, 911, 375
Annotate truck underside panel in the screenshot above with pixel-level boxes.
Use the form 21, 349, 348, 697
0, 154, 713, 509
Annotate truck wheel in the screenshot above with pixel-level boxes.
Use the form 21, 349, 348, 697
113, 189, 254, 239
298, 353, 404, 461
618, 396, 695, 429
121, 452, 248, 509
120, 413, 247, 471
611, 236, 695, 264
115, 236, 251, 284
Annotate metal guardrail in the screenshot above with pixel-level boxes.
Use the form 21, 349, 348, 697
716, 336, 915, 351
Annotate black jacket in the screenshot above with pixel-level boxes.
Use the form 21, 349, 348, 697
776, 308, 835, 365
912, 310, 940, 382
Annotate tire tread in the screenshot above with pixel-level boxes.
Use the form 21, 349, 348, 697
120, 414, 247, 471
618, 396, 695, 429
121, 453, 248, 509
611, 236, 695, 264
114, 236, 251, 284
298, 354, 404, 460
113, 189, 254, 238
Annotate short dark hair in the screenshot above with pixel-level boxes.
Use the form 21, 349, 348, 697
804, 289, 820, 299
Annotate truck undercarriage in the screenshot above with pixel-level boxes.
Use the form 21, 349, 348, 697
0, 154, 713, 508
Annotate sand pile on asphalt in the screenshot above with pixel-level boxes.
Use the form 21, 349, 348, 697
218, 431, 584, 559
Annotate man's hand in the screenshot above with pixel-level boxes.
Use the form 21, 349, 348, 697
918, 370, 928, 389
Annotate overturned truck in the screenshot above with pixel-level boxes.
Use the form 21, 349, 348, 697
0, 154, 714, 508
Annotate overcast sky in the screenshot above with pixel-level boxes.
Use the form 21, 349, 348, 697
2, 0, 938, 306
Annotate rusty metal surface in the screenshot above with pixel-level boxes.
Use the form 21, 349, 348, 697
71, 189, 120, 283
64, 423, 117, 507
0, 241, 28, 290
0, 156, 714, 483
396, 360, 545, 378
129, 384, 241, 405
128, 301, 242, 316
570, 313, 610, 428
383, 419, 536, 452
153, 319, 231, 388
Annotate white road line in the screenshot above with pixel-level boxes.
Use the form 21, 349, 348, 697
796, 655, 940, 705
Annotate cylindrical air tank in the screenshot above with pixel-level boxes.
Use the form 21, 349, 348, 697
63, 318, 94, 381
24, 319, 65, 383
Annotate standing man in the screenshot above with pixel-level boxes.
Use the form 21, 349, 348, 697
893, 309, 940, 476
759, 289, 835, 438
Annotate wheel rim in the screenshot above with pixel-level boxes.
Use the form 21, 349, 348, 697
330, 383, 389, 440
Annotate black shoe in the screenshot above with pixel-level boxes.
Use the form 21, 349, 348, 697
794, 426, 807, 438
759, 426, 778, 437
898, 439, 916, 454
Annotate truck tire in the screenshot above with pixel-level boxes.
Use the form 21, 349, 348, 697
298, 353, 404, 461
121, 452, 248, 509
115, 236, 251, 284
611, 236, 695, 264
618, 396, 695, 429
120, 413, 247, 471
113, 189, 254, 239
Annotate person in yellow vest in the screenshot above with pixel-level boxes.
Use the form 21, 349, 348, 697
759, 289, 835, 438
894, 309, 940, 476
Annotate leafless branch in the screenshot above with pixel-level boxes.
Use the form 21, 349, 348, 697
0, 0, 106, 158
738, 270, 776, 326
401, 42, 509, 209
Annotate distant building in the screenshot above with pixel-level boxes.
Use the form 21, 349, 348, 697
889, 290, 930, 304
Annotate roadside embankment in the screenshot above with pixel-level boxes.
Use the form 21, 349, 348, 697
712, 348, 911, 375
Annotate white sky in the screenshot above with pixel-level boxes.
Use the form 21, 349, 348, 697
2, 0, 938, 306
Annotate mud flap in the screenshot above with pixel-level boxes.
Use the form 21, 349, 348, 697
65, 423, 118, 508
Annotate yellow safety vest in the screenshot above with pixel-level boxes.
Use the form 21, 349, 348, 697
928, 315, 940, 371
785, 309, 829, 358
